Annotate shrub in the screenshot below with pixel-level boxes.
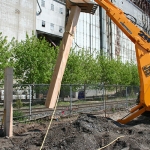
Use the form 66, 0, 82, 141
13, 110, 25, 121
15, 99, 23, 109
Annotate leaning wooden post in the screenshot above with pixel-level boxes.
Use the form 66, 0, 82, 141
45, 6, 81, 108
4, 67, 13, 137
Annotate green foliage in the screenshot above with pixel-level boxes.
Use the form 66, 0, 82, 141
63, 49, 101, 84
13, 34, 58, 84
66, 50, 139, 85
80, 49, 101, 84
97, 54, 116, 84
15, 99, 23, 109
13, 110, 25, 121
0, 32, 139, 86
97, 54, 123, 84
97, 54, 139, 85
120, 62, 132, 85
0, 32, 13, 82
130, 62, 140, 86
111, 107, 115, 113
62, 49, 84, 84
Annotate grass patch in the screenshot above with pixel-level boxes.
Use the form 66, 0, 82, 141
58, 101, 70, 106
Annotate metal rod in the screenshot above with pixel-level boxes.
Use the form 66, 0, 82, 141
126, 86, 128, 108
29, 85, 32, 120
70, 85, 72, 114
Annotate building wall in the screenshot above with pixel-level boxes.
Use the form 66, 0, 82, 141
72, 0, 150, 63
72, 7, 100, 55
0, 0, 36, 42
36, 0, 66, 37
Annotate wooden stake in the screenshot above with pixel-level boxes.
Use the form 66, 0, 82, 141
45, 6, 81, 108
4, 67, 13, 137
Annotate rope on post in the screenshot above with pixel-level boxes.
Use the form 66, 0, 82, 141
97, 135, 124, 150
40, 93, 59, 150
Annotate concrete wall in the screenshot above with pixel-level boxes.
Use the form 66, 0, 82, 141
0, 0, 36, 42
36, 0, 66, 37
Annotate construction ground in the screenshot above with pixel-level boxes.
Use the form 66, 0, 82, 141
0, 110, 150, 150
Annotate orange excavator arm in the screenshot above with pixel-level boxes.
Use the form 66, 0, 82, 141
95, 0, 150, 124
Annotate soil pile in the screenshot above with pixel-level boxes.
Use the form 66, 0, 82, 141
0, 113, 150, 150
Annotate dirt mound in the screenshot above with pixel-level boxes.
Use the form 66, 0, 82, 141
0, 113, 150, 150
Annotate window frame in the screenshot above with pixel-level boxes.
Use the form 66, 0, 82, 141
59, 26, 63, 33
59, 8, 63, 14
41, 0, 45, 7
51, 4, 54, 11
50, 23, 54, 30
42, 20, 45, 27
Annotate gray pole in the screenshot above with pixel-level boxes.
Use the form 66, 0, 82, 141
70, 85, 72, 114
126, 86, 128, 108
102, 84, 106, 117
29, 85, 32, 120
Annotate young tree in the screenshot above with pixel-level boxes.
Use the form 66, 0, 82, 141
130, 62, 139, 86
80, 49, 101, 84
63, 49, 101, 84
119, 61, 132, 85
97, 55, 118, 84
0, 32, 13, 82
13, 35, 58, 84
62, 49, 84, 84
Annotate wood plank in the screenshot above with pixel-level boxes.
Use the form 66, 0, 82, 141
4, 67, 13, 137
45, 6, 81, 108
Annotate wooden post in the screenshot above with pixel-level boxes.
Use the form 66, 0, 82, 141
45, 6, 81, 108
4, 67, 13, 137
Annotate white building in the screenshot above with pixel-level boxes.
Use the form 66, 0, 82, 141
36, 0, 66, 45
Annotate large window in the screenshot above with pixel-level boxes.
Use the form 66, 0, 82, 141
51, 4, 54, 11
41, 0, 45, 7
42, 21, 45, 27
59, 26, 63, 33
50, 23, 54, 30
59, 8, 63, 14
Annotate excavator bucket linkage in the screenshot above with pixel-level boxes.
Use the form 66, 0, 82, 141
117, 104, 146, 124
66, 0, 98, 14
